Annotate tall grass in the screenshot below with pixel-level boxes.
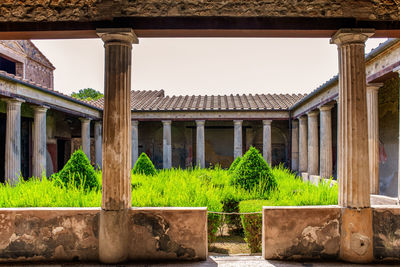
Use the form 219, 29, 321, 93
0, 166, 338, 208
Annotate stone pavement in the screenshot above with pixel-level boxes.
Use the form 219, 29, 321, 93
2, 256, 395, 266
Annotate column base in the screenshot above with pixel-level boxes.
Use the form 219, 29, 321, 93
340, 208, 373, 263
301, 172, 309, 181
99, 209, 129, 263
309, 175, 321, 185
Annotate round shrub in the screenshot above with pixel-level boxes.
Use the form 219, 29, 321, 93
228, 156, 242, 173
132, 153, 157, 175
57, 149, 98, 190
232, 146, 277, 192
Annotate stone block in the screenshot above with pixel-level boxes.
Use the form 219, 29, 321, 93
262, 206, 340, 260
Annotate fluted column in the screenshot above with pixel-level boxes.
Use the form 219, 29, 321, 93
32, 106, 48, 178
307, 110, 319, 176
131, 120, 139, 168
394, 66, 400, 203
233, 120, 243, 159
80, 118, 91, 161
319, 104, 333, 178
196, 120, 205, 168
367, 83, 382, 194
298, 116, 308, 173
97, 28, 138, 264
263, 120, 272, 165
162, 120, 172, 169
291, 120, 299, 171
5, 98, 23, 185
331, 28, 375, 263
94, 121, 102, 169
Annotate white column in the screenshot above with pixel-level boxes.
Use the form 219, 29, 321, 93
331, 28, 375, 263
263, 120, 272, 165
319, 104, 333, 179
298, 116, 308, 174
80, 118, 91, 161
94, 121, 102, 169
131, 120, 139, 168
5, 98, 24, 185
367, 83, 382, 194
307, 110, 319, 176
233, 120, 243, 159
291, 120, 299, 171
32, 106, 48, 178
394, 66, 400, 203
162, 120, 172, 169
196, 120, 205, 168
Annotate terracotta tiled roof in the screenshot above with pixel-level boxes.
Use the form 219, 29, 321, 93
88, 91, 305, 111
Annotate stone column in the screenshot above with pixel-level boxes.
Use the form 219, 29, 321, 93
97, 28, 138, 264
298, 116, 308, 174
80, 118, 91, 161
367, 83, 382, 194
263, 120, 272, 165
233, 120, 243, 159
196, 120, 205, 168
394, 66, 400, 203
307, 110, 319, 176
32, 106, 48, 178
5, 98, 23, 185
131, 120, 139, 168
162, 120, 172, 169
319, 104, 334, 179
94, 121, 102, 169
331, 28, 375, 263
291, 120, 299, 171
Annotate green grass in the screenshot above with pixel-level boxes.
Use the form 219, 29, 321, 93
0, 165, 338, 209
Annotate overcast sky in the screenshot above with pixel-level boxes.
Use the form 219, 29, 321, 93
32, 38, 386, 96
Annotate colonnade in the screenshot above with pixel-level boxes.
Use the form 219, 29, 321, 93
129, 119, 275, 169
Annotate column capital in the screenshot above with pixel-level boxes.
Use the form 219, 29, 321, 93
292, 119, 299, 125
97, 28, 138, 46
4, 97, 24, 106
79, 117, 91, 124
307, 110, 319, 117
263, 120, 272, 126
196, 120, 205, 126
298, 115, 307, 122
32, 105, 49, 113
233, 120, 243, 125
319, 103, 334, 112
131, 120, 139, 126
162, 120, 172, 125
330, 28, 375, 46
367, 83, 384, 92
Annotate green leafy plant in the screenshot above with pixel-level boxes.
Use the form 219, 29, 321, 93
132, 153, 157, 175
228, 156, 241, 173
239, 200, 263, 253
71, 88, 103, 101
232, 146, 277, 192
55, 149, 99, 190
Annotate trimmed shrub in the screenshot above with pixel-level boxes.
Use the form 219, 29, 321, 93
57, 149, 98, 190
239, 200, 269, 253
228, 156, 241, 173
221, 194, 242, 233
207, 214, 221, 245
232, 146, 276, 192
132, 153, 157, 175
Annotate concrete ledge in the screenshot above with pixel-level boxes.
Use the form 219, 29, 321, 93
262, 206, 340, 260
0, 207, 208, 262
372, 206, 400, 262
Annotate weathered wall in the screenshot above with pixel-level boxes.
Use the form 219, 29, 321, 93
0, 1, 399, 21
373, 206, 400, 262
378, 77, 399, 197
263, 206, 340, 260
0, 207, 207, 263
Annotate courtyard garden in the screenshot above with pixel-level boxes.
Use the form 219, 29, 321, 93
0, 147, 338, 253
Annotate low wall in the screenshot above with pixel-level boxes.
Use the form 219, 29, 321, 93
262, 206, 341, 260
263, 205, 400, 262
0, 207, 207, 262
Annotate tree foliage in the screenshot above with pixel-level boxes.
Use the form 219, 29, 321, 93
132, 153, 157, 175
71, 88, 103, 101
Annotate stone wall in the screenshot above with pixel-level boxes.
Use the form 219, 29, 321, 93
0, 207, 207, 262
378, 77, 399, 197
0, 1, 399, 21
